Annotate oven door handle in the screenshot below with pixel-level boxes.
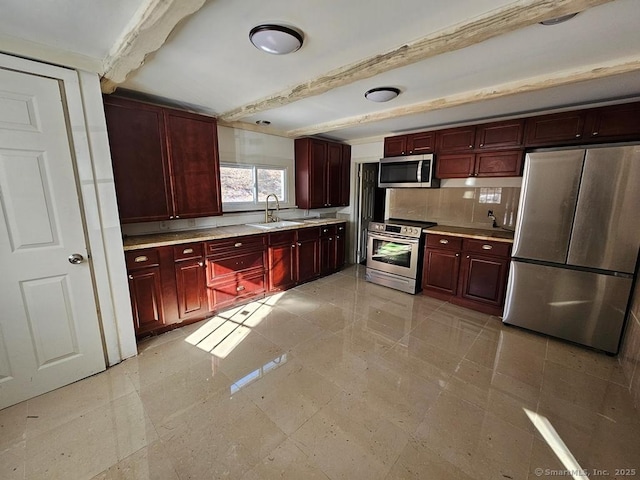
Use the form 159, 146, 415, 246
368, 232, 420, 244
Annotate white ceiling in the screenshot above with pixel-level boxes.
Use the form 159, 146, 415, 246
1, 0, 639, 142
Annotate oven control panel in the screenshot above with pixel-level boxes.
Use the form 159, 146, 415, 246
369, 222, 424, 238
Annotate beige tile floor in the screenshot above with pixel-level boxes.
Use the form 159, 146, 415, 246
1, 265, 639, 479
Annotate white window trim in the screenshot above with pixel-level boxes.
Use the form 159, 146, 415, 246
220, 163, 291, 211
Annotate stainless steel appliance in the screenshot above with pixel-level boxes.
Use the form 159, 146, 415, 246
504, 145, 640, 353
378, 154, 440, 188
366, 219, 437, 294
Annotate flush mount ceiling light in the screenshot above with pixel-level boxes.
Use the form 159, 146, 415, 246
255, 120, 271, 125
364, 87, 401, 103
249, 24, 304, 55
540, 12, 579, 25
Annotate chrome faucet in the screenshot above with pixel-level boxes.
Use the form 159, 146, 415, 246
265, 194, 280, 223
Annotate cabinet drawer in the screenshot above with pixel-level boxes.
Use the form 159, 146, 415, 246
173, 242, 204, 261
206, 234, 266, 256
207, 271, 265, 310
320, 225, 336, 237
269, 230, 296, 246
297, 226, 320, 241
207, 251, 265, 283
462, 238, 511, 257
426, 234, 463, 251
126, 249, 160, 270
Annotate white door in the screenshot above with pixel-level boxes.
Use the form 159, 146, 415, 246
0, 67, 105, 409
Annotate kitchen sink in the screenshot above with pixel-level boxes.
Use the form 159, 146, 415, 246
246, 220, 304, 230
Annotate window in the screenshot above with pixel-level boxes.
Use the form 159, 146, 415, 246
220, 164, 287, 208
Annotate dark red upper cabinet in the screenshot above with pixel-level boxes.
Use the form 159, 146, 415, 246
584, 103, 640, 142
407, 131, 435, 154
475, 119, 524, 150
295, 138, 350, 209
104, 96, 222, 223
103, 97, 172, 223
383, 136, 407, 157
436, 126, 477, 153
524, 111, 587, 147
164, 109, 222, 219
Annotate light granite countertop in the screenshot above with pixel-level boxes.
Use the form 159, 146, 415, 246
424, 225, 514, 243
123, 218, 346, 251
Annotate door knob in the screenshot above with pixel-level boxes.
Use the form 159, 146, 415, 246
68, 253, 84, 264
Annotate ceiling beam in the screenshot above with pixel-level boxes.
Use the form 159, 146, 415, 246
286, 56, 640, 138
221, 0, 614, 122
100, 0, 206, 94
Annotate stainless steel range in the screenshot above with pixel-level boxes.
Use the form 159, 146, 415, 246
365, 219, 436, 294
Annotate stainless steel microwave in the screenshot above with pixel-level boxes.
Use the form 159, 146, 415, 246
378, 154, 440, 188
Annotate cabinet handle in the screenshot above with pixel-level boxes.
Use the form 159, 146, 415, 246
468, 144, 473, 149
575, 134, 581, 138
329, 237, 333, 241
455, 253, 459, 257
336, 235, 340, 239
199, 262, 204, 267
466, 255, 470, 258
297, 242, 302, 246
237, 285, 245, 292
234, 242, 242, 247
134, 256, 148, 263
183, 248, 194, 254
482, 244, 493, 250
169, 216, 174, 219
128, 274, 133, 280
479, 143, 484, 147
292, 244, 296, 248
175, 215, 180, 219
439, 239, 449, 244
592, 131, 599, 136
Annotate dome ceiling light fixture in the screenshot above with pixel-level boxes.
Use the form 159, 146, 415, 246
255, 120, 271, 125
249, 24, 304, 55
364, 87, 401, 103
539, 12, 579, 25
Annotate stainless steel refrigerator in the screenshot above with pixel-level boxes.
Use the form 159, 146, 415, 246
503, 145, 640, 353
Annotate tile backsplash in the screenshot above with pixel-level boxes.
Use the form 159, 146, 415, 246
388, 187, 521, 229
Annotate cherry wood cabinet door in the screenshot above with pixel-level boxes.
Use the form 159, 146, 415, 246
327, 142, 343, 207
436, 126, 476, 153
475, 119, 524, 150
524, 111, 586, 147
103, 97, 172, 223
268, 243, 296, 291
423, 248, 460, 295
319, 235, 334, 276
383, 135, 407, 157
334, 224, 346, 269
297, 238, 320, 283
407, 131, 435, 154
339, 144, 351, 206
459, 253, 509, 307
435, 153, 475, 178
164, 109, 222, 219
584, 103, 640, 142
475, 150, 524, 177
175, 260, 207, 320
128, 267, 166, 335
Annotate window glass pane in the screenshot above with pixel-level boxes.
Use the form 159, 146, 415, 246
257, 168, 285, 202
220, 166, 255, 203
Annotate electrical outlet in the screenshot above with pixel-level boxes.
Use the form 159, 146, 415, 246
487, 210, 494, 217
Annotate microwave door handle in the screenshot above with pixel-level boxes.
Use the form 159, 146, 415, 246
416, 160, 423, 183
